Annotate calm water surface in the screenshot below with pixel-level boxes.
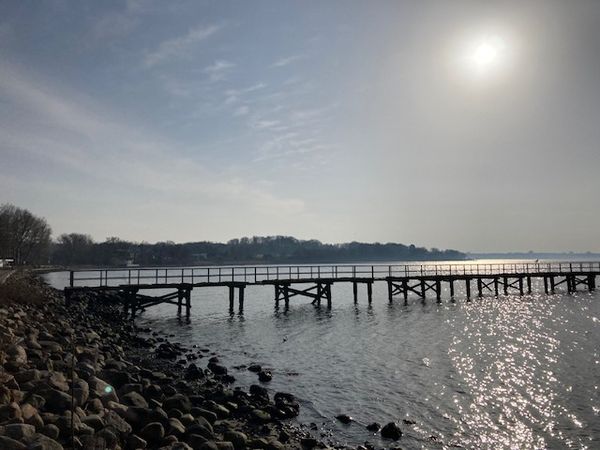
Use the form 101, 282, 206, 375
45, 267, 600, 449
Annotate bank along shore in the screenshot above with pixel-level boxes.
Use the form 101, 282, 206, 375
0, 272, 405, 450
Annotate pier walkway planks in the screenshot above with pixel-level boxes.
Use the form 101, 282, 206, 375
64, 262, 600, 317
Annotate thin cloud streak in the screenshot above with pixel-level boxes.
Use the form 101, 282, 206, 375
144, 24, 222, 67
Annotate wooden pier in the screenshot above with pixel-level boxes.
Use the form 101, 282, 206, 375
64, 262, 600, 318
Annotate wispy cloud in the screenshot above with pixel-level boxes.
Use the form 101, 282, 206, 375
271, 54, 304, 68
203, 59, 235, 81
0, 62, 307, 225
144, 24, 221, 67
233, 105, 249, 116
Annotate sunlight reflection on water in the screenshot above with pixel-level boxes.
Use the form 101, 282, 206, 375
45, 271, 600, 449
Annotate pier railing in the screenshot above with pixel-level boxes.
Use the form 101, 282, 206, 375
69, 261, 600, 287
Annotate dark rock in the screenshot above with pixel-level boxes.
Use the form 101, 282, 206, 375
257, 371, 272, 383
366, 422, 380, 432
41, 389, 72, 413
4, 423, 36, 440
186, 423, 214, 439
402, 418, 416, 425
168, 417, 186, 437
300, 437, 318, 449
223, 431, 247, 450
207, 362, 227, 376
163, 394, 192, 413
0, 436, 26, 450
128, 433, 148, 449
41, 424, 59, 440
336, 414, 353, 424
186, 433, 209, 449
185, 364, 205, 380
380, 422, 402, 440
247, 365, 261, 373
250, 409, 271, 423
191, 408, 217, 424
197, 442, 219, 450
215, 442, 235, 450
123, 391, 149, 408
140, 422, 165, 443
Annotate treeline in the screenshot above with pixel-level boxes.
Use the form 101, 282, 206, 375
0, 204, 466, 267
52, 235, 465, 267
0, 204, 52, 265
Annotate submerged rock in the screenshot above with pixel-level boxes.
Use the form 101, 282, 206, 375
380, 422, 402, 440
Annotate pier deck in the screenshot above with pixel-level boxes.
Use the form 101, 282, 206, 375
64, 262, 600, 317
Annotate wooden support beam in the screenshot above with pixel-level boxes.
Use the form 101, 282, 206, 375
367, 282, 372, 304
477, 278, 483, 297
494, 277, 499, 296
326, 283, 332, 308
284, 284, 290, 308
466, 279, 471, 300
402, 279, 408, 304
177, 288, 183, 315
229, 285, 234, 312
589, 275, 596, 291
436, 280, 441, 303
420, 279, 426, 299
353, 282, 358, 303
185, 288, 191, 317
543, 276, 549, 294
449, 279, 454, 299
526, 276, 532, 294
387, 280, 393, 303
518, 277, 524, 295
239, 286, 245, 311
550, 276, 555, 293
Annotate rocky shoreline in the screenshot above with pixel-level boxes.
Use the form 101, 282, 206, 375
0, 272, 327, 450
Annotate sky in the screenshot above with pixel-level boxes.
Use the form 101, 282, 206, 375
1, 0, 599, 252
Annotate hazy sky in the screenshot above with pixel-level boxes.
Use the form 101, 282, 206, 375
1, 0, 599, 252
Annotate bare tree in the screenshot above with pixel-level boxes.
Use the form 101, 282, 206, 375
0, 204, 52, 265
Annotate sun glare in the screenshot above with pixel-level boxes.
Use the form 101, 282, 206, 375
465, 34, 508, 78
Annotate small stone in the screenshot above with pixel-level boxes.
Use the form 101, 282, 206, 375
336, 414, 352, 424
247, 364, 261, 373
366, 422, 380, 432
215, 442, 235, 450
257, 371, 272, 382
207, 362, 227, 375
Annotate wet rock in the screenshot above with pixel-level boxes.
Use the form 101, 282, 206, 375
402, 418, 416, 425
185, 364, 205, 380
41, 389, 72, 413
72, 379, 89, 406
257, 371, 272, 383
5, 344, 27, 369
336, 414, 353, 424
197, 442, 219, 450
247, 364, 261, 373
104, 409, 133, 437
191, 408, 217, 424
380, 422, 402, 440
366, 422, 380, 432
249, 385, 268, 401
207, 362, 227, 376
247, 438, 270, 449
81, 414, 104, 431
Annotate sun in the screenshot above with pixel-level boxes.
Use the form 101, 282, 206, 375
465, 35, 507, 77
